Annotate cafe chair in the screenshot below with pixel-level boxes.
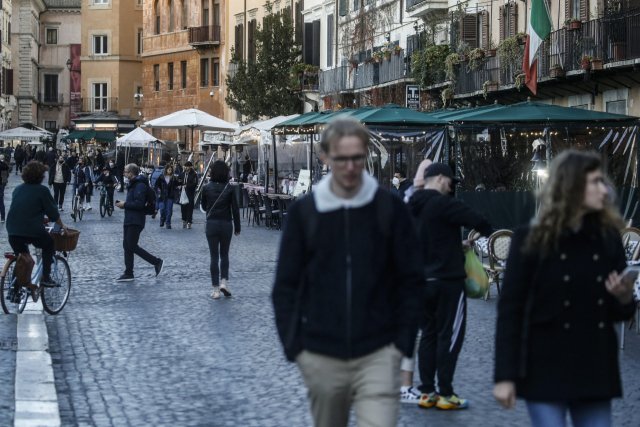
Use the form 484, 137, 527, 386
241, 188, 250, 219
263, 194, 280, 230
276, 197, 286, 231
250, 193, 265, 226
485, 229, 513, 300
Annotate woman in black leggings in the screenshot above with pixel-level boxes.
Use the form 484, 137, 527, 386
200, 161, 241, 299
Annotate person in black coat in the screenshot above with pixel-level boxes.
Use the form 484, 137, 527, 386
14, 145, 25, 174
48, 155, 71, 210
494, 151, 636, 427
200, 161, 240, 298
35, 147, 46, 163
93, 167, 119, 209
242, 154, 251, 183
94, 149, 105, 176
178, 161, 198, 228
153, 165, 178, 229
45, 147, 57, 168
115, 150, 125, 192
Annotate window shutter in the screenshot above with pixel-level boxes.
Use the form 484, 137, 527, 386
482, 11, 489, 49
339, 0, 347, 16
461, 13, 478, 49
313, 20, 321, 66
508, 3, 517, 38
499, 6, 505, 42
580, 0, 588, 21
327, 15, 333, 67
304, 22, 313, 64
7, 69, 13, 95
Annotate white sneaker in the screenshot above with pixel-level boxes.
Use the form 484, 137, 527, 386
86, 203, 92, 211
220, 284, 231, 297
210, 290, 220, 299
401, 386, 422, 404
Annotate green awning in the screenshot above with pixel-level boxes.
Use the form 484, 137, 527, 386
357, 104, 448, 125
428, 104, 505, 120
452, 101, 638, 123
66, 130, 96, 140
274, 112, 321, 128
94, 131, 116, 142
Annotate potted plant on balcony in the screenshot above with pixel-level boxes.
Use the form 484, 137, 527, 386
486, 39, 497, 57
515, 73, 526, 91
441, 88, 454, 106
517, 32, 528, 46
549, 64, 565, 77
566, 18, 582, 31
483, 81, 498, 99
292, 63, 307, 78
392, 45, 402, 55
468, 48, 485, 72
348, 58, 359, 68
383, 48, 392, 61
590, 57, 603, 70
457, 42, 471, 62
497, 36, 524, 75
373, 51, 383, 63
580, 55, 592, 70
444, 53, 461, 82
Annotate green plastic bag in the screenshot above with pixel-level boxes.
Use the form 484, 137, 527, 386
464, 248, 490, 299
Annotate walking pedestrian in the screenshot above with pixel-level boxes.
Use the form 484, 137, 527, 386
242, 154, 251, 183
66, 151, 78, 170
115, 163, 164, 282
95, 149, 105, 176
35, 147, 45, 163
45, 147, 57, 169
149, 161, 166, 218
14, 144, 24, 175
154, 165, 178, 229
200, 161, 240, 299
272, 117, 425, 427
179, 161, 197, 229
392, 170, 412, 201
72, 157, 93, 213
116, 149, 125, 192
48, 155, 71, 211
494, 151, 635, 427
409, 162, 492, 410
0, 154, 9, 223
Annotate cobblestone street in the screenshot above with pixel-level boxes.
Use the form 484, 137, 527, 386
1, 178, 640, 426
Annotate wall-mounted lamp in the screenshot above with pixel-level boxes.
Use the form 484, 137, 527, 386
66, 59, 81, 75
385, 32, 391, 42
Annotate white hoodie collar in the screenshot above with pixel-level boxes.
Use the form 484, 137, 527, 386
313, 171, 378, 213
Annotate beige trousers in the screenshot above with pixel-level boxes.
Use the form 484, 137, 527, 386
296, 344, 403, 427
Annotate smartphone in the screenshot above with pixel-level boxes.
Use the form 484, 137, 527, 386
621, 266, 640, 283
115, 200, 121, 204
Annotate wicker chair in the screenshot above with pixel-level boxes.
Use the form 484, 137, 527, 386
620, 227, 640, 258
485, 229, 513, 300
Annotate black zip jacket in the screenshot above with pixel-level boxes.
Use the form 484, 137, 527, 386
94, 172, 118, 186
154, 176, 178, 202
200, 181, 241, 233
410, 189, 492, 280
179, 170, 198, 196
66, 156, 78, 170
48, 162, 71, 185
272, 191, 425, 361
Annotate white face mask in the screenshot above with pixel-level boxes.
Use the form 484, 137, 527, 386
109, 162, 114, 166
124, 176, 130, 184
392, 177, 400, 186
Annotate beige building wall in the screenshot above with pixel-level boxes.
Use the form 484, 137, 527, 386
80, 0, 142, 119
2, 0, 13, 129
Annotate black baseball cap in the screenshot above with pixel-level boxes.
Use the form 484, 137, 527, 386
424, 162, 461, 183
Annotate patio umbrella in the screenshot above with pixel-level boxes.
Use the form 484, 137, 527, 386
356, 104, 449, 126
143, 108, 237, 150
0, 127, 52, 141
116, 127, 161, 164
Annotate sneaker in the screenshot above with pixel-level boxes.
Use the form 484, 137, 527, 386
40, 277, 57, 287
86, 204, 92, 211
116, 274, 135, 282
59, 207, 64, 212
210, 290, 220, 299
401, 387, 422, 404
160, 221, 164, 227
419, 393, 438, 409
154, 259, 164, 277
0, 219, 4, 224
70, 213, 76, 220
183, 221, 187, 228
166, 225, 171, 229
187, 223, 192, 229
220, 284, 231, 297
436, 394, 468, 410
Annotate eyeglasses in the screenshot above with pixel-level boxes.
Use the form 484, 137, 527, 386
328, 154, 366, 167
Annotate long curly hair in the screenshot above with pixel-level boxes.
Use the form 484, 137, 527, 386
524, 150, 625, 256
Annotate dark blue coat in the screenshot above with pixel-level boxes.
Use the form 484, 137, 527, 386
123, 175, 148, 227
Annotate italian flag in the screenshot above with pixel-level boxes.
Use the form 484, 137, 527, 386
523, 0, 552, 94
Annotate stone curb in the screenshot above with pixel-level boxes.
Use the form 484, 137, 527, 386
14, 299, 60, 427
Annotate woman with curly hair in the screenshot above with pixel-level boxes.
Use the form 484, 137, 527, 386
494, 150, 635, 427
6, 162, 68, 287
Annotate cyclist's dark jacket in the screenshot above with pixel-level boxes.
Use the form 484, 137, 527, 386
124, 175, 148, 227
6, 183, 59, 238
94, 172, 118, 186
74, 165, 92, 185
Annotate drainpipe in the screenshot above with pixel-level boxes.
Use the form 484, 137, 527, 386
244, 0, 247, 62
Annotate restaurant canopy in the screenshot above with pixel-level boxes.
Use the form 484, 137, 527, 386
0, 127, 52, 141
116, 127, 159, 148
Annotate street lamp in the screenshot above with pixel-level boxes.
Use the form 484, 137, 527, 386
66, 59, 81, 74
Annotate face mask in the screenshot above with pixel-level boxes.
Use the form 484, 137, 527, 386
59, 160, 64, 163
109, 162, 114, 166
392, 177, 400, 186
124, 176, 130, 184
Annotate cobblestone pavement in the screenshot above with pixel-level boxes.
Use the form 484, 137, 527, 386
2, 176, 640, 426
0, 314, 17, 426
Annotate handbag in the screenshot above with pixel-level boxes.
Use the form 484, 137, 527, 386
464, 248, 490, 298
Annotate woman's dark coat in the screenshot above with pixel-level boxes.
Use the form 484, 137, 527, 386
154, 175, 178, 202
495, 220, 636, 401
48, 161, 71, 185
200, 181, 241, 233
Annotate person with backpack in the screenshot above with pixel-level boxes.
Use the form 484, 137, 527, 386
272, 117, 425, 427
114, 163, 163, 282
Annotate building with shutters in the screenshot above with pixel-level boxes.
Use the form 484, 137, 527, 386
142, 0, 227, 149
1, 0, 14, 131
11, 0, 81, 130
79, 0, 142, 123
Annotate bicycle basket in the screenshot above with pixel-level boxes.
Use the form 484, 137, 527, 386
51, 229, 81, 252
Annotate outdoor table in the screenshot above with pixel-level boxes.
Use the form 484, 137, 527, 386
244, 183, 274, 194
266, 193, 293, 199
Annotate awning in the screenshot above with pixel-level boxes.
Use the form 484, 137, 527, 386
94, 131, 116, 143
66, 130, 96, 140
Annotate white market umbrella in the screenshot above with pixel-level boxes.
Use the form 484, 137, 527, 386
116, 127, 161, 165
143, 109, 237, 150
0, 127, 51, 141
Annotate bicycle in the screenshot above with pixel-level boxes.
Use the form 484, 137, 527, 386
97, 184, 114, 218
0, 223, 77, 315
71, 187, 84, 222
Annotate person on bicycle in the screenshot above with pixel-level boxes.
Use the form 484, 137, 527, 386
93, 166, 119, 209
6, 162, 69, 287
73, 157, 93, 213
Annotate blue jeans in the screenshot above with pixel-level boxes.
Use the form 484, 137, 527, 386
159, 198, 174, 226
527, 400, 611, 427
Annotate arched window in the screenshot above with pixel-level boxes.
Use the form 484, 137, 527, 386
155, 0, 160, 35
169, 0, 175, 32
183, 0, 188, 30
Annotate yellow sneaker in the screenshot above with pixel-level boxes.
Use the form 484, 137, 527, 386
436, 394, 469, 410
418, 393, 438, 409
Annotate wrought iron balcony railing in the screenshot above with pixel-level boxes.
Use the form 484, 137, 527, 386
80, 97, 118, 113
40, 93, 64, 104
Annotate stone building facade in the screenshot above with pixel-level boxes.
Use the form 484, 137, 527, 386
142, 0, 228, 150
1, 0, 14, 130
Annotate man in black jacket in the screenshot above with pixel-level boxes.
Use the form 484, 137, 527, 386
115, 164, 163, 282
14, 145, 24, 175
45, 147, 57, 169
115, 150, 125, 192
178, 161, 198, 229
272, 117, 424, 427
409, 162, 492, 411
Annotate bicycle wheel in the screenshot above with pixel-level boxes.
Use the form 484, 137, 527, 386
78, 205, 83, 221
107, 200, 113, 217
0, 258, 27, 314
100, 195, 106, 217
41, 255, 71, 315
72, 197, 78, 222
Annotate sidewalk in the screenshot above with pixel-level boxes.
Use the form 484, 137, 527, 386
0, 314, 17, 426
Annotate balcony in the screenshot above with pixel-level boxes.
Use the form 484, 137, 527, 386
80, 97, 118, 114
406, 0, 448, 18
188, 25, 221, 46
319, 51, 408, 96
40, 93, 64, 105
